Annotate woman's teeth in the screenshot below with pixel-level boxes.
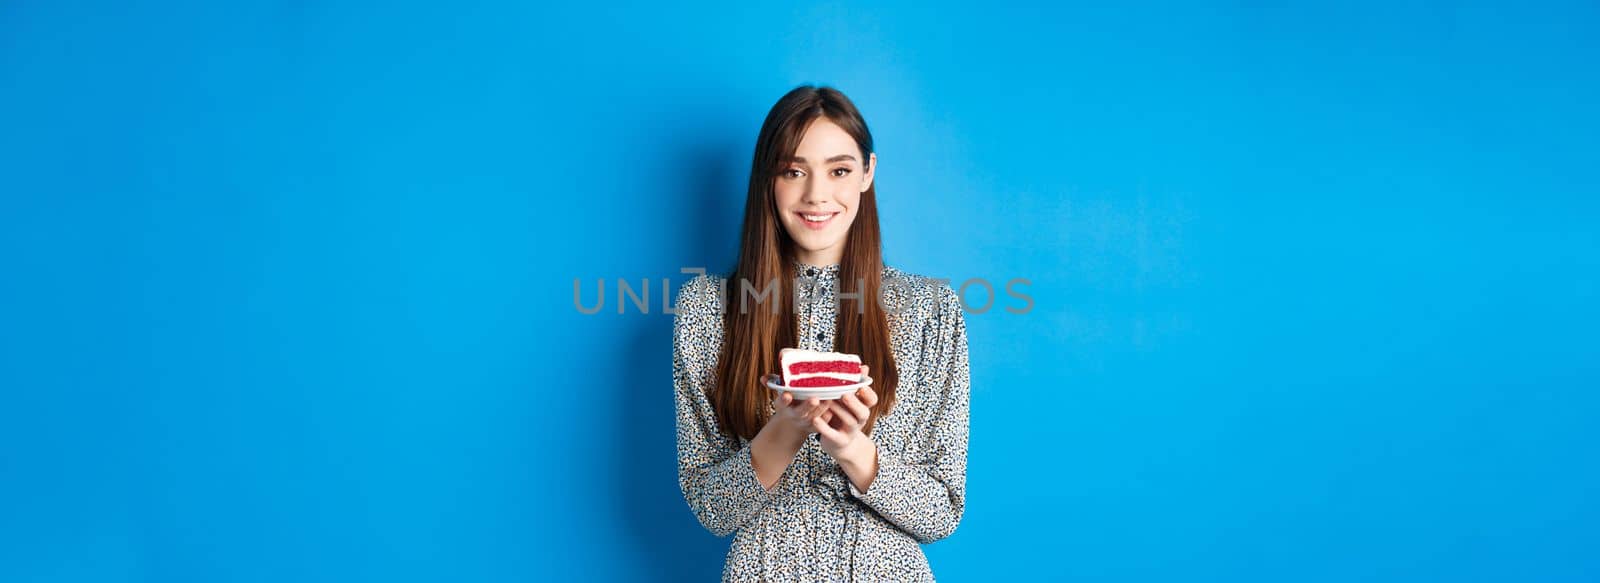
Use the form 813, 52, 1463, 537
803, 214, 836, 222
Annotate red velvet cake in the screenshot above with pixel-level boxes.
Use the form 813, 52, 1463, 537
779, 348, 864, 388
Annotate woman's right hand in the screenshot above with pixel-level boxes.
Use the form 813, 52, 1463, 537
750, 389, 830, 490
769, 389, 829, 442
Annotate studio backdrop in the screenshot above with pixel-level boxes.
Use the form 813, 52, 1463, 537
2, 1, 1596, 581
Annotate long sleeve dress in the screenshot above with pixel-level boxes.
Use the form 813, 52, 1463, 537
673, 260, 971, 582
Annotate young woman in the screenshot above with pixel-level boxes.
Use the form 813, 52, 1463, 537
673, 85, 971, 582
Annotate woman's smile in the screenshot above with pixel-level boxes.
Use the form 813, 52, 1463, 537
797, 211, 839, 230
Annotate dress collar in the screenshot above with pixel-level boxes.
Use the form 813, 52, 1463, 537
792, 258, 842, 279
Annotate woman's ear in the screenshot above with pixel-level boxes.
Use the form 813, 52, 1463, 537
862, 152, 877, 192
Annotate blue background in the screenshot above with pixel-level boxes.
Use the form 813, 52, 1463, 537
3, 1, 1596, 581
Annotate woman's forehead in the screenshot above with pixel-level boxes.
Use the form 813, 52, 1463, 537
792, 120, 860, 163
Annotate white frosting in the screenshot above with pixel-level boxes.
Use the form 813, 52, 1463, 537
779, 348, 863, 385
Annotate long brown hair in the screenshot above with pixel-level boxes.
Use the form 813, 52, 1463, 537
711, 85, 900, 441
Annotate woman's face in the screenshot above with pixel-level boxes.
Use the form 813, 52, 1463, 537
774, 118, 876, 266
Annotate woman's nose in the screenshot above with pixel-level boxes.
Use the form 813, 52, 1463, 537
802, 180, 828, 203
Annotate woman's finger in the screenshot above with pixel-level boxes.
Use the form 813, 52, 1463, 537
804, 398, 829, 421
840, 392, 871, 423
813, 410, 842, 439
827, 400, 862, 428
857, 386, 879, 408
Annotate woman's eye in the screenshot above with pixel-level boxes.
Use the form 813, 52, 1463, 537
831, 168, 852, 177
784, 169, 804, 178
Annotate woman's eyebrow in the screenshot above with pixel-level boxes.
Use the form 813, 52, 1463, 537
787, 154, 858, 165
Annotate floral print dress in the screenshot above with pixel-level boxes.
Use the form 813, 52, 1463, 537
673, 260, 971, 582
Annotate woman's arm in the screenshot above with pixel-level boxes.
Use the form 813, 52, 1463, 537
750, 417, 806, 489
673, 276, 801, 537
846, 285, 971, 544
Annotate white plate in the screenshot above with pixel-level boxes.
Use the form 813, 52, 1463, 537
762, 373, 872, 400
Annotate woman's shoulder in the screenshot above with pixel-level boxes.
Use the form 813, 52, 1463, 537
881, 264, 962, 320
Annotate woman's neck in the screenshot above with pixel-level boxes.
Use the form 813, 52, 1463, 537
793, 246, 843, 268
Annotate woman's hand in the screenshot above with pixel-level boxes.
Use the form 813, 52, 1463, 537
813, 365, 879, 458
751, 386, 831, 490
768, 387, 829, 444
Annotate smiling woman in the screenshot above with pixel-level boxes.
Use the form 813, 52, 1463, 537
776, 131, 876, 258
672, 85, 973, 582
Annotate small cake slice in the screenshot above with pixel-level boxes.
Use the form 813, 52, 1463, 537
779, 348, 863, 388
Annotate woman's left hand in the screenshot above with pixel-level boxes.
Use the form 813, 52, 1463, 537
813, 365, 879, 459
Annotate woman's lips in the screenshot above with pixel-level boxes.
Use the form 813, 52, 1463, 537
797, 212, 838, 230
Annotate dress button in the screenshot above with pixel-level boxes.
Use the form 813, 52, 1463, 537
806, 267, 817, 276
816, 332, 825, 342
